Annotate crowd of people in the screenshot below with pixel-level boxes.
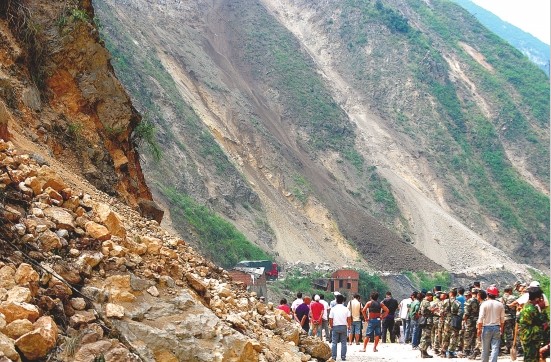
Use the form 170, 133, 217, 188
276, 280, 550, 362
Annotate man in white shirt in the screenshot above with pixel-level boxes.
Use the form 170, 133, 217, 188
291, 292, 303, 318
398, 293, 413, 343
477, 286, 505, 362
329, 294, 352, 361
319, 294, 330, 342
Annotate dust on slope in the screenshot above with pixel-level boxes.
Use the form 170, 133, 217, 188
259, 0, 531, 276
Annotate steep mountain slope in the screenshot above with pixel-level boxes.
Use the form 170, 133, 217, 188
0, 2, 332, 360
94, 0, 548, 273
453, 0, 550, 76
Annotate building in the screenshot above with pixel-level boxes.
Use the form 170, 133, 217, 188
327, 269, 359, 295
228, 267, 267, 298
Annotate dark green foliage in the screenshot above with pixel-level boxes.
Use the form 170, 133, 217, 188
358, 270, 388, 298
404, 271, 451, 292
161, 187, 271, 268
375, 0, 410, 33
132, 119, 162, 161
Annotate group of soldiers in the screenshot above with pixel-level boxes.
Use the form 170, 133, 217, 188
411, 281, 549, 360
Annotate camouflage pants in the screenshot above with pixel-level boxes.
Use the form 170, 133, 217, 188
520, 340, 540, 362
463, 319, 477, 352
502, 319, 515, 351
474, 333, 481, 353
438, 318, 446, 351
431, 318, 440, 351
441, 321, 459, 352
420, 324, 432, 352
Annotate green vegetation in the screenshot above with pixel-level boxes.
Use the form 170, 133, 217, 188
358, 270, 388, 297
367, 166, 399, 218
132, 119, 162, 161
161, 187, 271, 268
271, 270, 330, 298
404, 271, 452, 292
528, 268, 550, 298
292, 175, 311, 205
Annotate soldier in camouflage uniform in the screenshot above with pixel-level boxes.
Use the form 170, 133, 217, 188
441, 289, 461, 358
437, 292, 448, 356
462, 288, 480, 358
431, 292, 442, 355
469, 289, 487, 360
519, 287, 548, 362
500, 285, 517, 354
419, 291, 435, 358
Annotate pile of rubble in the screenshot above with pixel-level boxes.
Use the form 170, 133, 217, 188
0, 140, 330, 361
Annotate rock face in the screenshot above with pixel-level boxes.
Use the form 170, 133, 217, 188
0, 0, 162, 222
0, 141, 326, 361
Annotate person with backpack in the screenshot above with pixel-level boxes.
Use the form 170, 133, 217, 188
441, 288, 462, 358
360, 291, 389, 352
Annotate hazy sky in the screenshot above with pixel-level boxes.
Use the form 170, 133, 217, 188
472, 0, 550, 44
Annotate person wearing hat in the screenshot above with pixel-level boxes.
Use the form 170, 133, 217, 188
462, 288, 480, 359
477, 286, 505, 362
518, 286, 548, 362
419, 291, 436, 358
500, 285, 517, 354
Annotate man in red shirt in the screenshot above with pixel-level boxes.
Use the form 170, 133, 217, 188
310, 294, 325, 338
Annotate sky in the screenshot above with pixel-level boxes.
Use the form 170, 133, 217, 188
471, 0, 550, 44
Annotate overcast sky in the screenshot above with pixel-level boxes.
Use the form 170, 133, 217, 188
471, 0, 550, 44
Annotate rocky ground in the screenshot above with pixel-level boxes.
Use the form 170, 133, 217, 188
0, 140, 333, 361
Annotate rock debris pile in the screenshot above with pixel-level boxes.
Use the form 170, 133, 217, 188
0, 140, 330, 361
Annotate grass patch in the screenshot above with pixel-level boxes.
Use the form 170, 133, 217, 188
161, 186, 270, 268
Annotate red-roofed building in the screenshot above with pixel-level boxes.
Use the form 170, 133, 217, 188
327, 269, 359, 294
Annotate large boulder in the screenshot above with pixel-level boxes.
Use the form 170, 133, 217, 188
14, 263, 39, 286
0, 266, 16, 289
15, 316, 58, 360
3, 318, 34, 339
299, 336, 331, 360
44, 206, 75, 230
0, 301, 40, 323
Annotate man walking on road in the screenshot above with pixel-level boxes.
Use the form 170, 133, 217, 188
329, 294, 352, 361
477, 286, 504, 362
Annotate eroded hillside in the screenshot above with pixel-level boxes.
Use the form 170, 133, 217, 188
94, 0, 548, 274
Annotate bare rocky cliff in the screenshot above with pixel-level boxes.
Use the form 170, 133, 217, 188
0, 0, 160, 219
